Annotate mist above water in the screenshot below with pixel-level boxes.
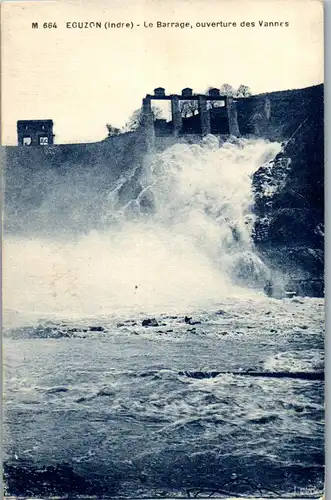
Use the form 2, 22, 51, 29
4, 136, 281, 318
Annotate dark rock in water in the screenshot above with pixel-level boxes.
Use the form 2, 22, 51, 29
292, 298, 304, 304
142, 318, 159, 327
288, 277, 324, 298
138, 188, 156, 214
46, 387, 69, 394
179, 370, 324, 381
89, 326, 105, 332
75, 396, 87, 403
264, 273, 324, 299
117, 320, 138, 328
248, 414, 279, 425
264, 280, 273, 297
184, 316, 201, 325
59, 331, 71, 338
3, 461, 119, 496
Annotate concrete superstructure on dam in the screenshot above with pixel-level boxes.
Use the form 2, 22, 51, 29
14, 84, 323, 154
7, 84, 323, 233
142, 87, 240, 141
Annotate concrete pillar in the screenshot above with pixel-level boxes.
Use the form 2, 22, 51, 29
171, 96, 182, 137
226, 97, 240, 137
142, 97, 155, 151
264, 97, 271, 120
198, 96, 211, 136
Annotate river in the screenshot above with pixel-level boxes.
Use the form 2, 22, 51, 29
3, 137, 325, 497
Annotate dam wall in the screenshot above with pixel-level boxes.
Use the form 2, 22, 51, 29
236, 83, 323, 141
4, 131, 148, 234
4, 84, 323, 174
4, 85, 324, 253
5, 130, 146, 177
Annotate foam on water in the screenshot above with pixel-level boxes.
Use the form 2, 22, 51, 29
4, 136, 281, 319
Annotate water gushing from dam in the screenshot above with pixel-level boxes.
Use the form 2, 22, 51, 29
4, 136, 281, 319
3, 136, 324, 499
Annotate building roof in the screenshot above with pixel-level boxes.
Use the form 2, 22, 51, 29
17, 119, 54, 126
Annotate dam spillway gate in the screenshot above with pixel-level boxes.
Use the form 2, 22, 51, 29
141, 87, 241, 149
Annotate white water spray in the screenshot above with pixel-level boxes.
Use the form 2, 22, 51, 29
4, 136, 281, 319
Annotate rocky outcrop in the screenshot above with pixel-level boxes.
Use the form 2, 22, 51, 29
252, 87, 324, 296
142, 318, 159, 327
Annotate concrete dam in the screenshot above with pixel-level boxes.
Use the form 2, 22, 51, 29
10, 83, 323, 161
4, 84, 324, 297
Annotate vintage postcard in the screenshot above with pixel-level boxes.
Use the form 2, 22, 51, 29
1, 0, 324, 498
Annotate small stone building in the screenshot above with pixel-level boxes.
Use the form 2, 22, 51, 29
17, 120, 54, 146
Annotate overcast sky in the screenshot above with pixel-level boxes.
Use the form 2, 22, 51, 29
1, 0, 323, 145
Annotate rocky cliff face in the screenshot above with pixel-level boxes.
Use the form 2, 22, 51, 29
252, 88, 324, 296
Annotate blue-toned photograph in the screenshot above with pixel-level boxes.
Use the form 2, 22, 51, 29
2, 0, 324, 498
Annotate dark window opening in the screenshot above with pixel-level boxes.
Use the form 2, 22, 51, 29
39, 136, 49, 145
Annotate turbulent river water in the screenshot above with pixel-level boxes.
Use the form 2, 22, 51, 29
3, 137, 324, 498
